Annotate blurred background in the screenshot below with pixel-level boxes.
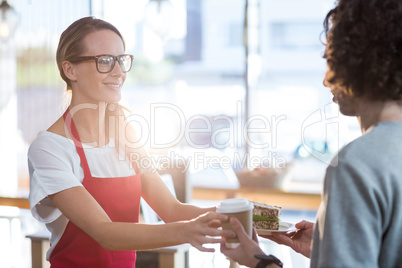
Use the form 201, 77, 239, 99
0, 0, 361, 267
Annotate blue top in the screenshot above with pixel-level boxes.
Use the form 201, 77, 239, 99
311, 122, 402, 268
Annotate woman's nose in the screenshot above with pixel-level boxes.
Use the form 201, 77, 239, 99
323, 78, 328, 87
110, 62, 124, 76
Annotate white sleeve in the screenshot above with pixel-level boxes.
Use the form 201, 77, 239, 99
28, 133, 83, 223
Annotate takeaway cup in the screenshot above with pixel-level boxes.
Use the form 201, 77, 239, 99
217, 198, 254, 248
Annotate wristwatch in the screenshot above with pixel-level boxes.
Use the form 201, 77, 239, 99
254, 254, 283, 268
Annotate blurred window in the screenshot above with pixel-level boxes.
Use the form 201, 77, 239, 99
10, 0, 361, 194
270, 22, 323, 50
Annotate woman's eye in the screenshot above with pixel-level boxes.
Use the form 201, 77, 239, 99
99, 57, 113, 65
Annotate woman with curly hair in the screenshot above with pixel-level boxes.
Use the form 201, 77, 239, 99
220, 0, 402, 267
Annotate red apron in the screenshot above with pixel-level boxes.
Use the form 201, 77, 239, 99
50, 108, 141, 267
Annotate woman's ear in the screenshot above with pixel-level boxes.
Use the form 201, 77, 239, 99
62, 61, 77, 82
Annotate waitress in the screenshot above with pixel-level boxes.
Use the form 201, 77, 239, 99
28, 16, 233, 267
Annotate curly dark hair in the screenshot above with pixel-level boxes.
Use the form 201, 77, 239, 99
324, 0, 402, 100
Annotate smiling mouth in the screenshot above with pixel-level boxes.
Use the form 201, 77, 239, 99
104, 83, 121, 89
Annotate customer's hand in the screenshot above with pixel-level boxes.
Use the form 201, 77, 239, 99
262, 220, 314, 258
220, 217, 265, 267
182, 212, 235, 252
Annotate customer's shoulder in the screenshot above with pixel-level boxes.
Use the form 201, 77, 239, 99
336, 122, 402, 162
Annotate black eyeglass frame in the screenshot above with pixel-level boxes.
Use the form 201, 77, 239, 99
69, 54, 134, 73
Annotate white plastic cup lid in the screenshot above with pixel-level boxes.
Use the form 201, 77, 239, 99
216, 198, 254, 213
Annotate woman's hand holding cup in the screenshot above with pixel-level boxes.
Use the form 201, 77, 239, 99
216, 198, 254, 248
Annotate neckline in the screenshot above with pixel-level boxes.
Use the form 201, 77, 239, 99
40, 130, 114, 149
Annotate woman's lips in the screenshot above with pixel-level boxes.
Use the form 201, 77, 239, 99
104, 83, 121, 90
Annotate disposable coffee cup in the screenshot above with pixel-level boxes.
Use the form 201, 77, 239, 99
216, 198, 254, 248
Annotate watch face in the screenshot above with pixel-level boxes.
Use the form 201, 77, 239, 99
255, 254, 283, 268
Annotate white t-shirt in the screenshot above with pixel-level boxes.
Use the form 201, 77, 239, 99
28, 131, 136, 260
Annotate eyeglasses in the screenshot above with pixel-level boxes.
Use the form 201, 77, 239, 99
69, 54, 134, 73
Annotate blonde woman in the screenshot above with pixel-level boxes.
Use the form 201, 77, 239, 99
28, 16, 233, 267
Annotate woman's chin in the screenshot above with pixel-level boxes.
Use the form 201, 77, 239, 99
104, 92, 122, 104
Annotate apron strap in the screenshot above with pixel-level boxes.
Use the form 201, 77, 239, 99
63, 107, 92, 179
131, 160, 140, 176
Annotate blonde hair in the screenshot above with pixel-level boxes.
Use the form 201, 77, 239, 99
56, 16, 126, 91
57, 17, 139, 164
